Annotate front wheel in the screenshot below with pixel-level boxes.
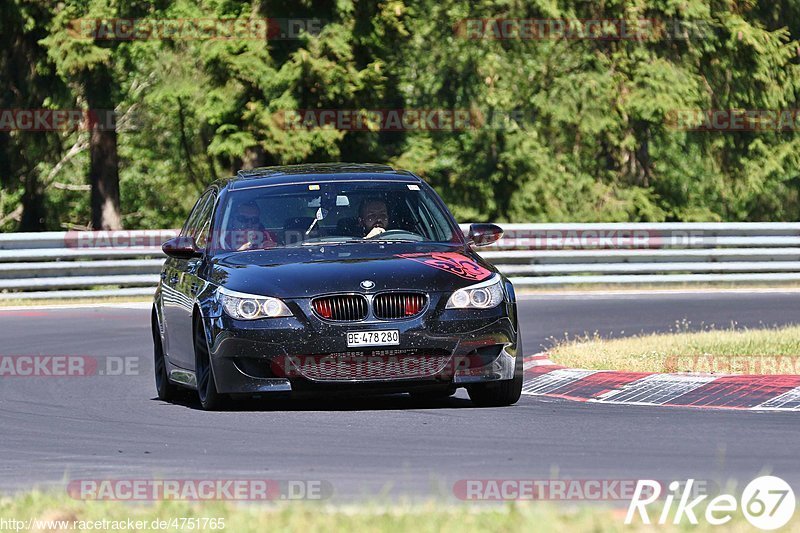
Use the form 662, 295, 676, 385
152, 309, 179, 401
194, 317, 228, 411
467, 354, 523, 407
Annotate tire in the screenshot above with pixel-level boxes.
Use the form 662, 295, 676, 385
152, 309, 179, 402
467, 352, 523, 408
194, 316, 228, 411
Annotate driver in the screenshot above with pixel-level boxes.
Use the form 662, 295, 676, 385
229, 201, 276, 251
358, 198, 390, 239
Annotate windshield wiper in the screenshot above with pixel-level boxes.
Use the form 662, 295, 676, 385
300, 238, 417, 246
300, 239, 355, 246
361, 239, 417, 243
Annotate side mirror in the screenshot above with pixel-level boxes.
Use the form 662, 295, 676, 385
162, 236, 202, 259
468, 223, 503, 247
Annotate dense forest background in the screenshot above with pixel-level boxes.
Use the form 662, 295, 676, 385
1, 0, 800, 231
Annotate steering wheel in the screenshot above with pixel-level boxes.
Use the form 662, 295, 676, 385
365, 229, 422, 240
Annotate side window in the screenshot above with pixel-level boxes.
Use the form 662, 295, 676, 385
181, 190, 214, 246
181, 192, 211, 237
194, 192, 217, 249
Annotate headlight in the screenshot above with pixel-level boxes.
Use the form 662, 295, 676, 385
445, 275, 504, 309
218, 288, 292, 320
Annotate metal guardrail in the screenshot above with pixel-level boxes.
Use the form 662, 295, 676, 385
1, 224, 799, 299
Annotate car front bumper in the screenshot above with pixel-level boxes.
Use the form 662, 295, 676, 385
202, 294, 520, 395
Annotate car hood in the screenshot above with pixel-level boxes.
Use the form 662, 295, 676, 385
208, 243, 497, 298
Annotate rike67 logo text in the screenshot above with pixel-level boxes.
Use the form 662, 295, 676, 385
626, 476, 795, 530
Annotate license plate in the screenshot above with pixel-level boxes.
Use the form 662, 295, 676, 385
347, 330, 400, 347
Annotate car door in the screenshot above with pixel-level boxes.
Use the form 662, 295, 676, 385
162, 190, 215, 369
179, 189, 218, 372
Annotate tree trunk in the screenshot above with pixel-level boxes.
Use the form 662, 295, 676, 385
85, 66, 122, 230
241, 145, 266, 170
20, 170, 45, 231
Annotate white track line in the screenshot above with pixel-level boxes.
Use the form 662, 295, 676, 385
522, 354, 556, 370
755, 386, 800, 410
594, 374, 717, 405
0, 302, 151, 311
518, 287, 800, 298
521, 368, 598, 395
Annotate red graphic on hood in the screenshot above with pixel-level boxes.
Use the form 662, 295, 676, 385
398, 252, 492, 281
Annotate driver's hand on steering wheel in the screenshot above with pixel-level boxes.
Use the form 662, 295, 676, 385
365, 227, 386, 239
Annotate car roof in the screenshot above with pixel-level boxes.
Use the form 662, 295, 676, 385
224, 163, 422, 190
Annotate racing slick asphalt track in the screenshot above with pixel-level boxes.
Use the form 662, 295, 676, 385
0, 290, 798, 501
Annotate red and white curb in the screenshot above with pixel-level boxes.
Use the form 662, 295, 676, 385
520, 354, 800, 411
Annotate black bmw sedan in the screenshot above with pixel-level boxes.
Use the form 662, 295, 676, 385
153, 163, 522, 410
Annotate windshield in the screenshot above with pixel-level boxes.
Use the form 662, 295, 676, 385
211, 181, 460, 252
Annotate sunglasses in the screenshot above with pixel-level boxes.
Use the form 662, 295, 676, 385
236, 215, 260, 224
